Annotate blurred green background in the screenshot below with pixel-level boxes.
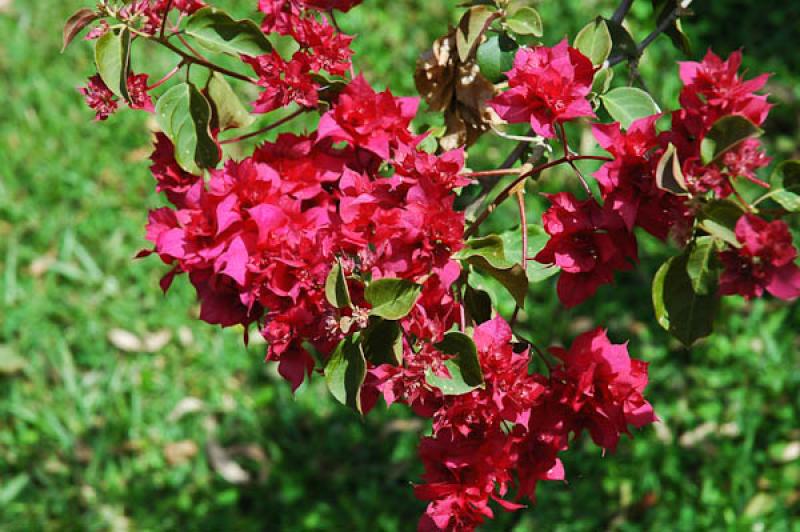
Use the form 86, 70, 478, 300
1, 0, 799, 530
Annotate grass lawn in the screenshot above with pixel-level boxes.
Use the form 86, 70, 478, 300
1, 0, 799, 530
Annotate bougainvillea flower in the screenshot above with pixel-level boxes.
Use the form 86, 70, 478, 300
317, 75, 419, 159
592, 117, 692, 240
719, 214, 800, 300
534, 193, 638, 307
549, 328, 656, 450
78, 74, 119, 121
488, 39, 595, 138
244, 51, 319, 114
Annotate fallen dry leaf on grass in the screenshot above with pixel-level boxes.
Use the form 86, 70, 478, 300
164, 440, 199, 466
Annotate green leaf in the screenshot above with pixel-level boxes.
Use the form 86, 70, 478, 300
698, 200, 745, 248
605, 18, 638, 60
62, 8, 98, 53
324, 335, 367, 414
365, 278, 422, 320
499, 225, 559, 283
184, 7, 273, 57
469, 257, 528, 308
456, 6, 496, 62
476, 33, 518, 83
525, 225, 561, 283
757, 161, 800, 212
455, 234, 514, 269
426, 360, 480, 395
686, 236, 718, 295
324, 260, 352, 309
655, 143, 688, 195
156, 82, 221, 174
601, 87, 661, 129
591, 67, 614, 96
435, 332, 483, 386
652, 0, 691, 55
95, 27, 131, 101
505, 7, 543, 37
777, 160, 800, 189
574, 18, 612, 66
464, 284, 493, 324
426, 332, 484, 395
206, 73, 254, 131
652, 252, 719, 347
361, 319, 403, 366
772, 190, 800, 212
700, 115, 763, 165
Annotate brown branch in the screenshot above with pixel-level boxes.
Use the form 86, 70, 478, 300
156, 37, 258, 85
608, 5, 682, 67
220, 107, 309, 145
159, 0, 173, 39
610, 0, 634, 24
463, 154, 611, 238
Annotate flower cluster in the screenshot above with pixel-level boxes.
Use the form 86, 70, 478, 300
115, 0, 206, 36
488, 39, 595, 138
144, 77, 465, 390
141, 68, 656, 529
527, 48, 792, 308
669, 50, 772, 197
72, 0, 800, 528
249, 0, 354, 113
78, 73, 153, 121
719, 214, 800, 300
414, 318, 654, 530
534, 192, 638, 307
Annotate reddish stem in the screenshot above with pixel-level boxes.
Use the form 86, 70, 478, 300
516, 189, 528, 266
220, 108, 308, 145
147, 61, 183, 91
460, 168, 525, 179
463, 154, 611, 238
159, 0, 173, 39
557, 123, 594, 197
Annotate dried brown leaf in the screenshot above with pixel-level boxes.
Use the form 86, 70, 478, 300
164, 440, 199, 466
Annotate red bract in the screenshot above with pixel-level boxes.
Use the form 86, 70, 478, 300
665, 50, 772, 197
291, 15, 354, 76
414, 317, 655, 531
549, 328, 656, 450
126, 73, 154, 112
534, 192, 638, 307
78, 74, 119, 121
679, 50, 771, 129
317, 75, 419, 159
119, 0, 206, 35
719, 214, 800, 300
149, 133, 203, 208
592, 117, 693, 240
79, 73, 154, 120
244, 51, 319, 114
488, 39, 595, 138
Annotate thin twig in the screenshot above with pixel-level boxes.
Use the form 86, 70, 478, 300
516, 189, 528, 266
557, 123, 594, 197
159, 0, 173, 40
157, 37, 258, 85
177, 33, 212, 64
460, 168, 525, 180
463, 154, 612, 238
219, 107, 308, 145
610, 0, 634, 24
608, 6, 681, 67
147, 61, 184, 91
